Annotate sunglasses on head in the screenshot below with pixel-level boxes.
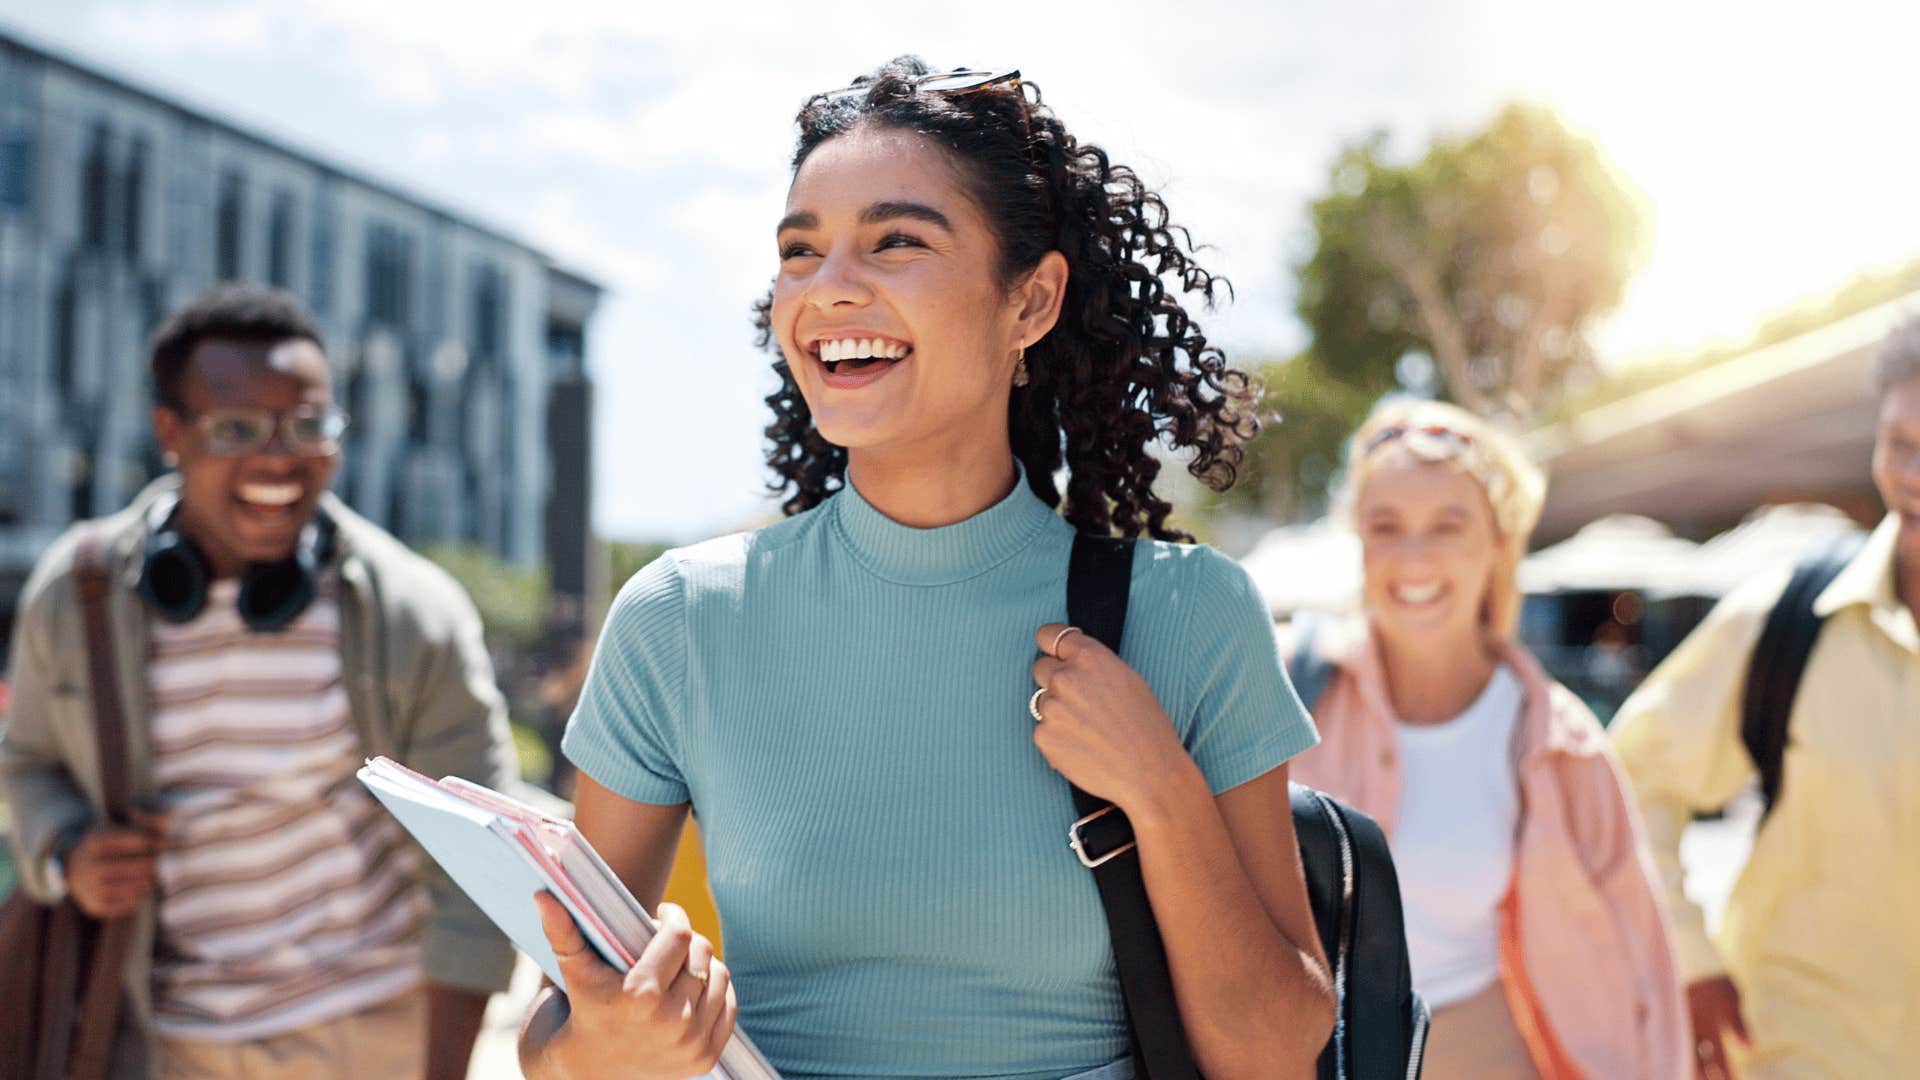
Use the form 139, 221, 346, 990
182, 405, 349, 457
1364, 422, 1473, 456
817, 68, 1023, 104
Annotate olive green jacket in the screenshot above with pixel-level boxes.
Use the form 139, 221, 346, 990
0, 476, 517, 1074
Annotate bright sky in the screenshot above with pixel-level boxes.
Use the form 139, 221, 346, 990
3, 0, 1914, 542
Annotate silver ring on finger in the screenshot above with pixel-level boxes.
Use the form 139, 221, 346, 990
1048, 625, 1082, 658
669, 966, 709, 1002
1028, 686, 1048, 723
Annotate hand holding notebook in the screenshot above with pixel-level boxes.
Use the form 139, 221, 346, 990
356, 756, 779, 1080
529, 891, 739, 1077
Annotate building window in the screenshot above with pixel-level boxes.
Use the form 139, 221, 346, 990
422, 230, 448, 339
80, 121, 109, 250
408, 372, 431, 449
267, 188, 294, 288
471, 261, 506, 358
546, 319, 585, 379
364, 223, 413, 328
121, 136, 146, 257
216, 168, 245, 280
310, 185, 334, 314
50, 267, 75, 398
0, 126, 32, 216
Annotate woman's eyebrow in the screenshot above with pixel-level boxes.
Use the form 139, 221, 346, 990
860, 201, 952, 230
777, 210, 818, 234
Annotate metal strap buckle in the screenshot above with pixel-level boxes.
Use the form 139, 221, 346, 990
1067, 805, 1137, 869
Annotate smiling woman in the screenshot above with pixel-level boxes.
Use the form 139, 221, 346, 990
1288, 399, 1690, 1079
754, 62, 1254, 539
521, 57, 1335, 1080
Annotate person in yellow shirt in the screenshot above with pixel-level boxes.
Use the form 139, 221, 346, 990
1611, 313, 1920, 1079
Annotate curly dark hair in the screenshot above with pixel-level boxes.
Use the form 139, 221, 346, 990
150, 283, 327, 413
754, 57, 1260, 541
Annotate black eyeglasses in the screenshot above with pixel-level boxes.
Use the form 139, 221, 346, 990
182, 405, 349, 456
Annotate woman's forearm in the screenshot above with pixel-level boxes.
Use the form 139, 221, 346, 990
1126, 762, 1334, 1080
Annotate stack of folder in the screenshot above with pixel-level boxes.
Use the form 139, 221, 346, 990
358, 756, 780, 1080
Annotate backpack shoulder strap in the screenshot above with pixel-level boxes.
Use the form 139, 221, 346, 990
69, 526, 139, 1080
72, 528, 133, 822
1067, 534, 1134, 657
1290, 783, 1426, 1080
1741, 532, 1867, 818
1065, 533, 1198, 1080
1285, 611, 1338, 713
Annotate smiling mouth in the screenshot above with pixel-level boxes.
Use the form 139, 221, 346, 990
234, 481, 305, 521
1390, 582, 1447, 607
812, 336, 912, 376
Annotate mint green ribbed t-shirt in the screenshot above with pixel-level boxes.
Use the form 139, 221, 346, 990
562, 474, 1318, 1080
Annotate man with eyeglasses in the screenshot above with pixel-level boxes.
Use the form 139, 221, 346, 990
0, 285, 515, 1078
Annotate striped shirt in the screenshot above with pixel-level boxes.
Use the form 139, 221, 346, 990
147, 577, 426, 1042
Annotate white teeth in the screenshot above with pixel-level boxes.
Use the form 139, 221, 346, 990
238, 482, 302, 507
816, 337, 909, 362
1393, 583, 1443, 605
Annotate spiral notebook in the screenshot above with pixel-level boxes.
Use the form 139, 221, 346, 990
357, 756, 780, 1080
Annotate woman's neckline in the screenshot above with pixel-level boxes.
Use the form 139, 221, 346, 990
829, 462, 1062, 586
1394, 663, 1517, 738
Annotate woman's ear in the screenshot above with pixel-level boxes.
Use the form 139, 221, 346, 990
1012, 251, 1069, 347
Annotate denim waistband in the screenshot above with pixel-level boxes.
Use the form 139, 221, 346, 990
1060, 1060, 1134, 1080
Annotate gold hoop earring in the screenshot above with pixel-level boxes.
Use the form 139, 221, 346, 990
1011, 347, 1029, 388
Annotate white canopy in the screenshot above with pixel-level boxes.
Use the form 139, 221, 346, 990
1656, 502, 1865, 598
1517, 515, 1702, 596
1240, 502, 1866, 616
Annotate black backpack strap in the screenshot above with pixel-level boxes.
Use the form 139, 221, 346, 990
1065, 534, 1199, 1080
1285, 611, 1338, 713
1291, 783, 1427, 1080
1740, 532, 1867, 819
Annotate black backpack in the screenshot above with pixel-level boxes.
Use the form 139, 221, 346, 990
1064, 538, 1428, 1080
1740, 532, 1867, 820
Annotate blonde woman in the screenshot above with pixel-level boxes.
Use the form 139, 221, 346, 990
1289, 400, 1688, 1079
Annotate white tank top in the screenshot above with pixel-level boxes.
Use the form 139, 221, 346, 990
1391, 663, 1522, 1008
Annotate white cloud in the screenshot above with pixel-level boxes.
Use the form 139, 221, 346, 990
84, 0, 271, 55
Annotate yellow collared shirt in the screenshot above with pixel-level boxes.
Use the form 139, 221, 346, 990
1612, 515, 1920, 1078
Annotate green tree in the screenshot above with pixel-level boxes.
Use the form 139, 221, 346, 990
1229, 353, 1379, 523
604, 540, 670, 608
421, 545, 549, 649
1234, 104, 1644, 518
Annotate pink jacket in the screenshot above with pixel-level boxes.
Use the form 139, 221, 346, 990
1289, 625, 1689, 1080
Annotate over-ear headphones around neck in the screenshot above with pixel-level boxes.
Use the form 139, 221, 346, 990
136, 493, 339, 632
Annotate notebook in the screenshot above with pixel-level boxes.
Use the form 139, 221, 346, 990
357, 756, 780, 1080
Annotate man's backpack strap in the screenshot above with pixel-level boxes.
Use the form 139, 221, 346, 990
1286, 611, 1338, 713
1741, 532, 1867, 820
1064, 534, 1199, 1080
72, 529, 138, 1080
